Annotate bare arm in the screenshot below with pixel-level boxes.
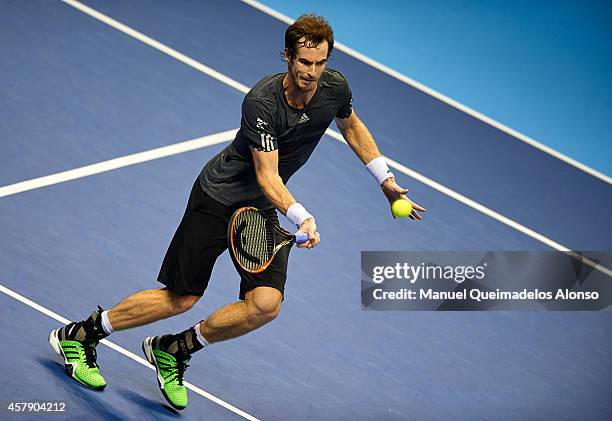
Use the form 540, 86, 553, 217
335, 111, 380, 165
251, 147, 296, 215
335, 111, 426, 219
251, 147, 320, 247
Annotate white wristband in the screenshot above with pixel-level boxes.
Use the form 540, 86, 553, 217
286, 203, 314, 228
366, 156, 394, 185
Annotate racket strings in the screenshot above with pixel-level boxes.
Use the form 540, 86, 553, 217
233, 210, 275, 272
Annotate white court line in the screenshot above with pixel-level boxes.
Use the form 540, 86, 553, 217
240, 0, 612, 185
0, 283, 259, 421
0, 129, 238, 198
61, 0, 249, 94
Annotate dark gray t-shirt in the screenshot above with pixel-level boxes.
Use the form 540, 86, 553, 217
199, 68, 352, 208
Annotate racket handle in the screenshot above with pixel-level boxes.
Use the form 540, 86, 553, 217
294, 232, 310, 244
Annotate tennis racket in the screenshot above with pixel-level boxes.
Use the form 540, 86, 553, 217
228, 206, 310, 273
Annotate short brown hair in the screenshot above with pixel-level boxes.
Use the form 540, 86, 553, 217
284, 14, 334, 61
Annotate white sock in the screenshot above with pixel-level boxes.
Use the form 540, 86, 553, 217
101, 310, 114, 335
194, 322, 209, 347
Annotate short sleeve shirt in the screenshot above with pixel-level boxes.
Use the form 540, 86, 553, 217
199, 68, 353, 208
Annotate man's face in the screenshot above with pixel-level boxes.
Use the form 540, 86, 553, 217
286, 39, 329, 92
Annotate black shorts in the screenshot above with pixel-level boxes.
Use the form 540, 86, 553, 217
157, 180, 290, 299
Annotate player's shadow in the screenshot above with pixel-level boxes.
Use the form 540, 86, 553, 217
36, 357, 124, 420
38, 357, 180, 417
115, 388, 181, 416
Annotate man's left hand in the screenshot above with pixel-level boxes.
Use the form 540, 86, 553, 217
381, 177, 426, 220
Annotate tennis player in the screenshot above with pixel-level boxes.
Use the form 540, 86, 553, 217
48, 14, 425, 409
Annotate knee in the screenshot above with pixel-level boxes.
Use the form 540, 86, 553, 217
246, 291, 282, 326
254, 302, 281, 325
166, 289, 200, 314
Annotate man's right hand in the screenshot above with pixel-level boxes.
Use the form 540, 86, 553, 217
297, 218, 320, 249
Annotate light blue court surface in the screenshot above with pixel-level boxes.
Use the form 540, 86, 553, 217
261, 0, 612, 177
1, 1, 611, 420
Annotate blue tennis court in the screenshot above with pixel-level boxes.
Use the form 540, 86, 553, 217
1, 1, 610, 420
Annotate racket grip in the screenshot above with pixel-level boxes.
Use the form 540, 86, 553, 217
294, 232, 310, 244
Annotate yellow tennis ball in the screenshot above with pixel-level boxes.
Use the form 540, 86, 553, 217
391, 199, 413, 218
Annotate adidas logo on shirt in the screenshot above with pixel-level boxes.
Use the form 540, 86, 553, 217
298, 113, 309, 124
